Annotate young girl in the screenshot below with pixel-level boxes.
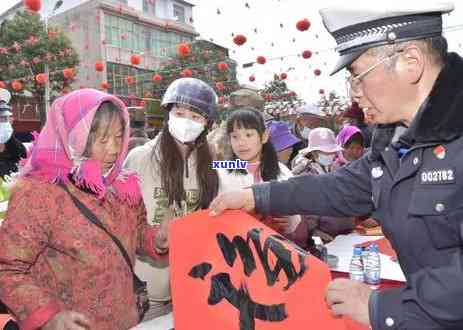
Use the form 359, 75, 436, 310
218, 107, 300, 234
124, 78, 219, 320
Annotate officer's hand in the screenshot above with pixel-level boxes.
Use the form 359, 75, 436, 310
325, 278, 372, 326
209, 189, 255, 216
42, 311, 91, 330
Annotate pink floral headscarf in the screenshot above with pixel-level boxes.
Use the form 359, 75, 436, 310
20, 89, 141, 206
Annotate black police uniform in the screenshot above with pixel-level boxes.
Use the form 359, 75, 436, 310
253, 53, 463, 329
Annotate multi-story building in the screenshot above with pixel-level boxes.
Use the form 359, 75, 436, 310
51, 0, 198, 97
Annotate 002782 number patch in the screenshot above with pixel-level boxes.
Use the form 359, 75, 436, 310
420, 168, 455, 184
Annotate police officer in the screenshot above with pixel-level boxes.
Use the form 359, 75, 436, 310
210, 2, 463, 329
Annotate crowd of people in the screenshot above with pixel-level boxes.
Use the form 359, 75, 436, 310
0, 1, 462, 329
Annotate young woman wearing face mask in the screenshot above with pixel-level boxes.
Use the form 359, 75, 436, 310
217, 108, 301, 235
0, 90, 26, 179
288, 128, 355, 245
124, 78, 219, 320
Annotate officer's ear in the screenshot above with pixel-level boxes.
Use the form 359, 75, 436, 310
396, 44, 425, 84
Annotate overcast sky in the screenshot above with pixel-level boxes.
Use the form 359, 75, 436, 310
1, 0, 462, 102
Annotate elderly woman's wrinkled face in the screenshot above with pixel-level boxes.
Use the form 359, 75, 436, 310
89, 114, 124, 174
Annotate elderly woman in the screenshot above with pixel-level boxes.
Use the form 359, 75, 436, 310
0, 89, 166, 330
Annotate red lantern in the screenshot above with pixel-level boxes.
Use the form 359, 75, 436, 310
233, 34, 247, 46
218, 96, 225, 104
217, 62, 229, 71
100, 82, 109, 89
288, 91, 296, 97
249, 75, 255, 82
24, 0, 42, 12
12, 80, 23, 92
314, 69, 322, 76
181, 68, 193, 77
256, 56, 266, 65
177, 43, 191, 57
130, 54, 141, 65
152, 74, 162, 82
63, 68, 75, 79
0, 81, 6, 89
125, 75, 135, 85
302, 50, 312, 59
296, 18, 311, 31
95, 61, 104, 72
280, 73, 287, 80
35, 73, 48, 84
319, 89, 325, 95
215, 82, 225, 92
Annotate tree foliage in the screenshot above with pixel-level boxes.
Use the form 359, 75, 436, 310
0, 11, 79, 98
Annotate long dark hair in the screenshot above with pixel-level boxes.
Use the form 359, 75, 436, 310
226, 107, 280, 181
153, 107, 218, 209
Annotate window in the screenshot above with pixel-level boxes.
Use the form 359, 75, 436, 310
143, 0, 155, 15
173, 3, 185, 23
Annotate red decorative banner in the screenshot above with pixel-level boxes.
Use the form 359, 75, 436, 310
170, 210, 347, 330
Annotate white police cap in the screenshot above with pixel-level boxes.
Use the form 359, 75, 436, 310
319, 2, 454, 75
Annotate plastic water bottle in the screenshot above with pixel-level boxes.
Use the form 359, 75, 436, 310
364, 243, 381, 288
349, 247, 364, 282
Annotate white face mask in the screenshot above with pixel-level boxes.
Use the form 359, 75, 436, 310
168, 114, 205, 143
318, 153, 335, 167
0, 122, 13, 144
300, 127, 311, 140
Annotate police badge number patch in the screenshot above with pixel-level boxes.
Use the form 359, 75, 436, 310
420, 168, 456, 185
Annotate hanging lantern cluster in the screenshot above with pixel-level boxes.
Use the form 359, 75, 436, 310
217, 62, 229, 71
233, 34, 247, 46
95, 61, 104, 72
35, 73, 48, 84
256, 56, 266, 65
152, 73, 162, 82
302, 50, 312, 59
296, 18, 311, 31
130, 54, 141, 66
24, 0, 42, 13
11, 80, 23, 92
177, 43, 191, 57
63, 68, 75, 79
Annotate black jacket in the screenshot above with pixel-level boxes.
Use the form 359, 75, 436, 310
252, 53, 463, 329
0, 136, 27, 178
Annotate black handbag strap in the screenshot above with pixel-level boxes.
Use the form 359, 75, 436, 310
58, 183, 144, 287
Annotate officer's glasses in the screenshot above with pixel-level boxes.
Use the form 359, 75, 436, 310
346, 50, 404, 95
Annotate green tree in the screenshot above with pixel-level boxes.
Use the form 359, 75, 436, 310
261, 74, 301, 120
317, 90, 348, 132
151, 40, 239, 100
0, 11, 79, 122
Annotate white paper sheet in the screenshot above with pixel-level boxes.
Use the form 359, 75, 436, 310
325, 233, 406, 282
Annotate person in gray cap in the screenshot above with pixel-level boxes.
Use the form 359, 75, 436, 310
124, 77, 219, 320
0, 89, 26, 178
209, 2, 463, 329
